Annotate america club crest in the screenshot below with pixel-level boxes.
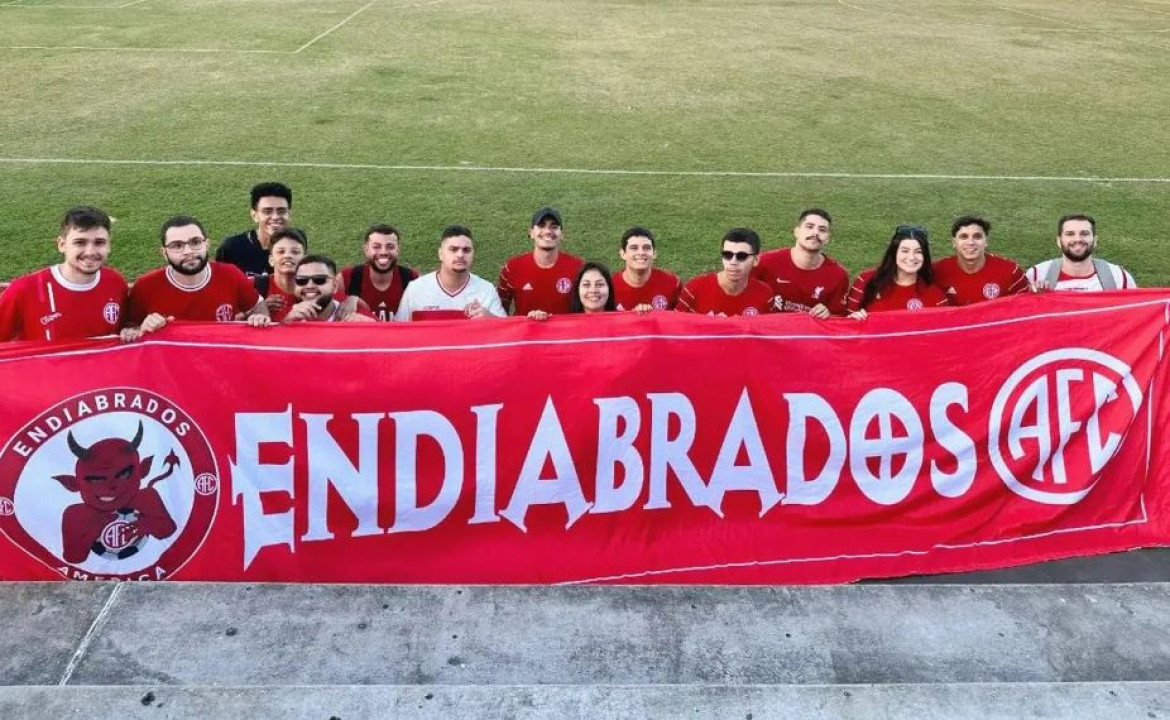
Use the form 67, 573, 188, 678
983, 283, 1002, 300
651, 294, 669, 311
0, 388, 218, 581
214, 303, 235, 322
555, 277, 573, 294
906, 298, 925, 310
102, 301, 121, 326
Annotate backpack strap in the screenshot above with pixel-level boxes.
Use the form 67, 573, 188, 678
253, 274, 270, 297
1044, 259, 1062, 288
347, 265, 364, 297
397, 264, 415, 290
1092, 259, 1116, 290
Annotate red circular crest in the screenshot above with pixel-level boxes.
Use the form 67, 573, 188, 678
0, 388, 219, 581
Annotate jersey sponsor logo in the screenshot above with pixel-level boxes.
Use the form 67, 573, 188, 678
906, 299, 925, 311
102, 301, 121, 326
521, 283, 534, 292
0, 388, 219, 581
651, 294, 669, 310
40, 312, 62, 326
812, 286, 824, 300
988, 349, 1142, 506
983, 283, 1002, 299
556, 278, 572, 294
214, 304, 234, 322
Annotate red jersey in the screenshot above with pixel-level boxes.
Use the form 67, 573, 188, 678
933, 253, 1029, 306
128, 262, 261, 323
497, 251, 584, 316
754, 248, 850, 315
612, 268, 682, 311
847, 269, 951, 312
675, 273, 776, 316
262, 283, 297, 322
339, 264, 418, 322
0, 266, 127, 342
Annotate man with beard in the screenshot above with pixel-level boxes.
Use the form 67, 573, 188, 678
215, 182, 293, 278
284, 255, 376, 323
676, 227, 775, 316
754, 208, 850, 317
0, 206, 138, 342
1026, 214, 1137, 292
497, 207, 584, 317
339, 224, 418, 321
128, 215, 271, 327
611, 226, 681, 312
397, 225, 506, 321
934, 215, 1029, 305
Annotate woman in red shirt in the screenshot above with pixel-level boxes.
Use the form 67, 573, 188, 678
847, 225, 950, 318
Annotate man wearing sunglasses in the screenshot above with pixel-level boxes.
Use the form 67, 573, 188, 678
754, 208, 850, 318
676, 227, 776, 316
285, 255, 376, 323
127, 215, 271, 329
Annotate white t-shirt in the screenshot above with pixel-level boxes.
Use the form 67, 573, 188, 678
396, 271, 506, 321
1025, 258, 1137, 292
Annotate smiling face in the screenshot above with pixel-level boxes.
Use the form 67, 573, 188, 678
269, 237, 306, 276
620, 235, 656, 273
952, 223, 988, 263
529, 217, 563, 252
364, 231, 400, 273
793, 213, 830, 253
1058, 219, 1096, 262
577, 268, 611, 312
294, 261, 336, 304
57, 225, 111, 280
250, 196, 290, 241
895, 238, 924, 276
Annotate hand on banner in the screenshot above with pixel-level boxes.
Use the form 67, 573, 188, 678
809, 303, 832, 319
246, 314, 273, 328
848, 309, 868, 321
465, 300, 491, 319
120, 313, 170, 343
527, 310, 550, 321
634, 303, 654, 315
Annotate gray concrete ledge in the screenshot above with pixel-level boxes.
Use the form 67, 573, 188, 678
1, 682, 1168, 720
2, 582, 1165, 687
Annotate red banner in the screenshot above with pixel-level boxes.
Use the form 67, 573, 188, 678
1, 291, 1169, 584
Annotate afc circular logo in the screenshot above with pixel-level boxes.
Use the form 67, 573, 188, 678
651, 294, 669, 311
982, 283, 1002, 300
555, 277, 573, 294
102, 302, 121, 326
214, 304, 234, 322
0, 388, 219, 581
988, 349, 1142, 505
906, 298, 925, 311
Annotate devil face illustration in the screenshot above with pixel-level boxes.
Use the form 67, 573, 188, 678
54, 422, 154, 513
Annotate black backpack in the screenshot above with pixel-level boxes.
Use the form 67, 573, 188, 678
346, 264, 415, 298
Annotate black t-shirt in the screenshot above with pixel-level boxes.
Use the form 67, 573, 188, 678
215, 230, 270, 278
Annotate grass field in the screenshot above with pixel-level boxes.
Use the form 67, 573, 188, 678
1, 0, 1168, 285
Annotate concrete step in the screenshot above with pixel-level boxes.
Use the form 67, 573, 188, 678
2, 682, 1169, 720
4, 583, 1170, 687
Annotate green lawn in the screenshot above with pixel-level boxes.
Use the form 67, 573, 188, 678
1, 0, 1167, 284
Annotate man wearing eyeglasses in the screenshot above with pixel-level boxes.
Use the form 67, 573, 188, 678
127, 215, 271, 328
676, 227, 776, 316
215, 182, 293, 279
284, 255, 376, 322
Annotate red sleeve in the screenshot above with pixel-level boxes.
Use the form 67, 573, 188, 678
229, 265, 262, 311
669, 276, 683, 309
496, 261, 514, 312
1006, 263, 1030, 296
0, 277, 24, 340
126, 281, 148, 326
846, 273, 868, 312
675, 280, 698, 313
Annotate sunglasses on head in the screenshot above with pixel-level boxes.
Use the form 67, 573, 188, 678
294, 275, 331, 287
895, 224, 928, 239
721, 250, 755, 262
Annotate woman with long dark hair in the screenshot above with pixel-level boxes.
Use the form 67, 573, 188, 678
846, 225, 950, 319
570, 261, 618, 314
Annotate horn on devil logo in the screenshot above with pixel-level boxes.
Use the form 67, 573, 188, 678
128, 421, 144, 452
66, 431, 88, 459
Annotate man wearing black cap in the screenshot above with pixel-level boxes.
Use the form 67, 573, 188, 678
497, 206, 584, 317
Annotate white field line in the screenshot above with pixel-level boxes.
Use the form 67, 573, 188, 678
119, 0, 148, 5
1, 156, 1169, 183
295, 0, 381, 54
836, 0, 1170, 32
0, 44, 285, 53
